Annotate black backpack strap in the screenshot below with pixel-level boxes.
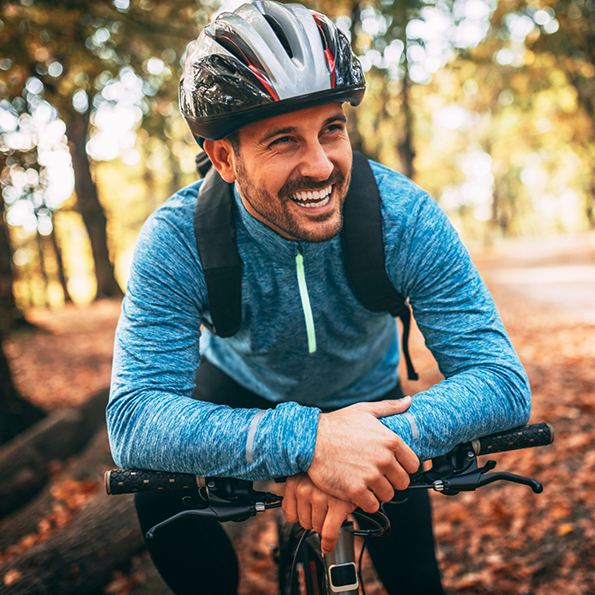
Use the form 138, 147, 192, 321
193, 165, 242, 337
341, 152, 418, 381
195, 151, 212, 177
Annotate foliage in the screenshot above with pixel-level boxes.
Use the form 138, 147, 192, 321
0, 0, 209, 304
0, 0, 593, 304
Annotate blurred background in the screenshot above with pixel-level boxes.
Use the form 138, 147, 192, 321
0, 1, 594, 594
0, 0, 593, 311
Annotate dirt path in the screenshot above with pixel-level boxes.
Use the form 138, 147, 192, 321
473, 231, 595, 324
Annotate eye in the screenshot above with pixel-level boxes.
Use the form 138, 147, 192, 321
324, 122, 345, 135
268, 135, 297, 151
270, 135, 292, 146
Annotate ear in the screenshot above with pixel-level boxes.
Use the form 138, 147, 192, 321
203, 139, 236, 183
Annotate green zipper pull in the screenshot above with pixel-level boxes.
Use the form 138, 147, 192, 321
296, 245, 317, 354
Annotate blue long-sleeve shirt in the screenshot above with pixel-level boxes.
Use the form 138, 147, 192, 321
107, 160, 530, 479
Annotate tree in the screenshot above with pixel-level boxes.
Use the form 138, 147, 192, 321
490, 0, 595, 227
0, 322, 45, 445
0, 0, 208, 300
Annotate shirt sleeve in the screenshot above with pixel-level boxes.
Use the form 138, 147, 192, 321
375, 167, 531, 461
106, 190, 319, 480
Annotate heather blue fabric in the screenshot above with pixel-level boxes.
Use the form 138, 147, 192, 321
107, 160, 531, 479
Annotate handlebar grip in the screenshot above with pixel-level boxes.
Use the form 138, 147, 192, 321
472, 423, 554, 456
105, 468, 200, 495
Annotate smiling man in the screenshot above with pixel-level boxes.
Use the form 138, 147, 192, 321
210, 105, 351, 243
107, 2, 531, 595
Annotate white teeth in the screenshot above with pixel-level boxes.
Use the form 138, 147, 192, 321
290, 185, 332, 207
299, 195, 330, 208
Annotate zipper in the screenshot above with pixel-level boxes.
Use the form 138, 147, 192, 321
295, 244, 317, 354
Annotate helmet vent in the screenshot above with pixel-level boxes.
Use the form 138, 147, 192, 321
263, 14, 293, 59
215, 36, 249, 68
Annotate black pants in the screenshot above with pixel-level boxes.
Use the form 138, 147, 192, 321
135, 360, 446, 595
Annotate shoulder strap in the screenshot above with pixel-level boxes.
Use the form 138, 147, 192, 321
193, 165, 242, 337
341, 152, 418, 381
193, 152, 418, 381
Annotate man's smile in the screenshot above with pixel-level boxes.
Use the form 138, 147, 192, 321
289, 185, 333, 208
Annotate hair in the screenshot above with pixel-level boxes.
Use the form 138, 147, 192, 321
225, 130, 241, 156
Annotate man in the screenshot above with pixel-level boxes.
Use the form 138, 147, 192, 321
107, 2, 531, 594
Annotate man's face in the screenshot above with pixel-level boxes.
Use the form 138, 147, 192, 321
226, 103, 352, 243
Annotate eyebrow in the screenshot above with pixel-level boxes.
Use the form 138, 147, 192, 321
258, 114, 348, 145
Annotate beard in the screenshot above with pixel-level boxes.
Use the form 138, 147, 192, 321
234, 158, 350, 244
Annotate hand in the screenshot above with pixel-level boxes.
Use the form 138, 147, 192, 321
307, 398, 419, 513
282, 473, 356, 554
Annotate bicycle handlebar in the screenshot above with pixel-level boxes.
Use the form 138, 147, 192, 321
471, 422, 553, 456
105, 422, 554, 497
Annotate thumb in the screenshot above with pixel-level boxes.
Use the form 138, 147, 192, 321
362, 396, 411, 418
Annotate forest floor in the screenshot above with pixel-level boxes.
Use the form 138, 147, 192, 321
3, 231, 595, 594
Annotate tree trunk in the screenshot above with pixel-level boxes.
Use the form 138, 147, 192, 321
397, 60, 416, 180
35, 231, 50, 308
587, 175, 595, 229
396, 6, 416, 180
0, 185, 32, 333
0, 328, 45, 448
347, 3, 365, 154
0, 491, 144, 595
65, 111, 123, 300
0, 427, 114, 551
49, 217, 72, 303
0, 389, 108, 518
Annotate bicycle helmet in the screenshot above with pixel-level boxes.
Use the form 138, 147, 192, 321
179, 1, 366, 142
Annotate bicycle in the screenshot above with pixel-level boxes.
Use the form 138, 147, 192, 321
105, 422, 554, 595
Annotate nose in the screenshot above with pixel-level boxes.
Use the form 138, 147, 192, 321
296, 141, 334, 181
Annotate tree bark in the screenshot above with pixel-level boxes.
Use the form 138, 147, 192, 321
397, 51, 416, 179
0, 329, 45, 449
0, 186, 32, 333
0, 427, 114, 551
347, 2, 365, 155
0, 491, 144, 595
35, 231, 50, 308
0, 389, 108, 518
394, 4, 416, 180
65, 111, 123, 300
49, 217, 72, 303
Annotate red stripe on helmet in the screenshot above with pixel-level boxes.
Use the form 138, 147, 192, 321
312, 13, 336, 88
324, 48, 336, 88
247, 63, 279, 101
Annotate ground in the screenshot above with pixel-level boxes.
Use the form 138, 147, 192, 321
3, 231, 595, 594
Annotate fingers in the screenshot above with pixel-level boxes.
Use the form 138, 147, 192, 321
360, 396, 411, 419
296, 497, 313, 530
320, 501, 356, 554
282, 475, 300, 524
282, 474, 355, 554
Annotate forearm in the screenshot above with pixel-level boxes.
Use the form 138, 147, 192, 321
381, 363, 531, 461
106, 386, 320, 480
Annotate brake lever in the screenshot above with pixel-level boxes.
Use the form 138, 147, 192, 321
146, 495, 257, 540
407, 447, 543, 496
476, 471, 543, 494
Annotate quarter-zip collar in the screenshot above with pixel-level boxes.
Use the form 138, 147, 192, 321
234, 185, 331, 262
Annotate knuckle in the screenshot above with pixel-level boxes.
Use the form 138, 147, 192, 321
394, 473, 410, 491
379, 485, 394, 502
296, 483, 311, 498
386, 435, 402, 451
312, 491, 326, 505
378, 452, 395, 469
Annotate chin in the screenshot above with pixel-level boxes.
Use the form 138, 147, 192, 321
296, 216, 343, 243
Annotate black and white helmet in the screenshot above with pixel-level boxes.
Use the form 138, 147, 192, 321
180, 1, 366, 142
